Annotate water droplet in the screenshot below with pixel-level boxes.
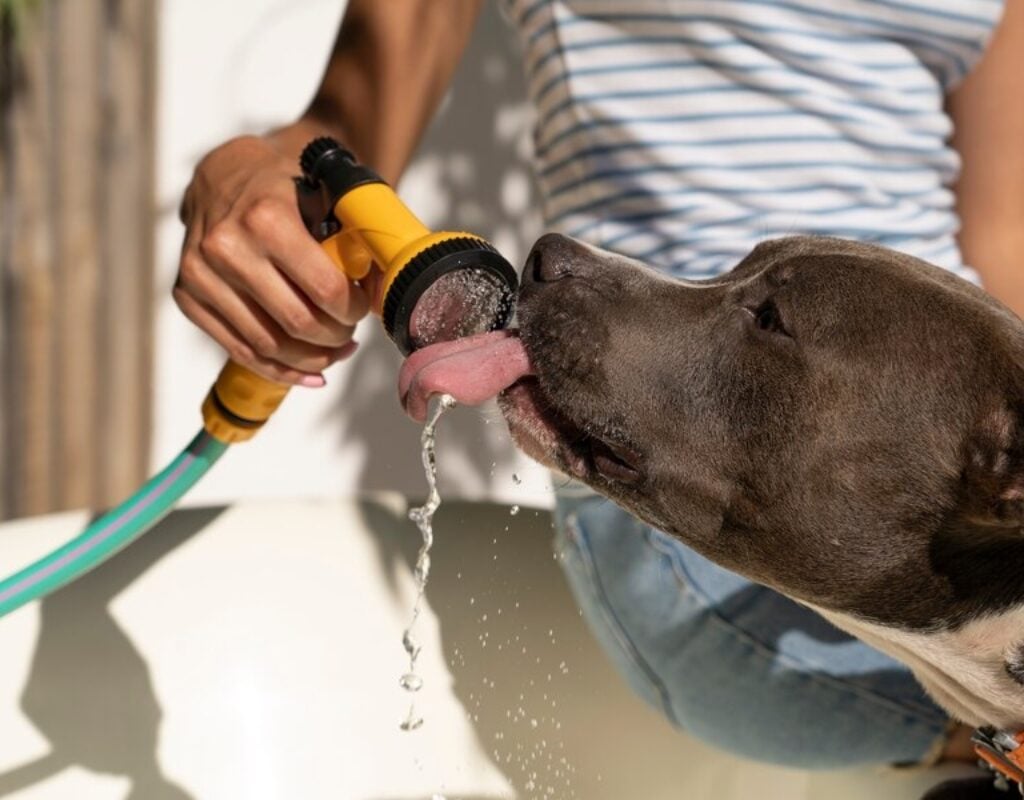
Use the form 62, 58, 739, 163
510, 504, 520, 515
402, 631, 421, 660
512, 473, 522, 485
400, 714, 424, 732
400, 673, 423, 692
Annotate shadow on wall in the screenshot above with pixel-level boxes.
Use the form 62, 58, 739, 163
329, 1, 542, 499
0, 507, 224, 800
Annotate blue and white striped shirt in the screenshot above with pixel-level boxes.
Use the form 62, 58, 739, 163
502, 0, 1005, 281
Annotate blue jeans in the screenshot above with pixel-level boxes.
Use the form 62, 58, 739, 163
553, 480, 950, 769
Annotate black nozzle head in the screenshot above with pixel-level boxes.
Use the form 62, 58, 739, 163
296, 137, 387, 244
384, 236, 519, 356
299, 136, 350, 178
298, 136, 383, 199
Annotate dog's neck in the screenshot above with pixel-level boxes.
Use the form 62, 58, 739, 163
807, 599, 1024, 731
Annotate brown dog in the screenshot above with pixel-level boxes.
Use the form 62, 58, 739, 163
402, 233, 1024, 799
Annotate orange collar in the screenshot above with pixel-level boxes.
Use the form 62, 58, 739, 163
972, 727, 1024, 790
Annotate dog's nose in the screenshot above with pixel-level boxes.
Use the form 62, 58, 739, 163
527, 233, 575, 282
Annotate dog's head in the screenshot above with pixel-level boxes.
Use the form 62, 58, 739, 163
501, 234, 1024, 628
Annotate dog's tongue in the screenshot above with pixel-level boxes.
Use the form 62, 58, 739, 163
399, 330, 533, 422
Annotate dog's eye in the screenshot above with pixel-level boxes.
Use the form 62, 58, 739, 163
750, 300, 789, 337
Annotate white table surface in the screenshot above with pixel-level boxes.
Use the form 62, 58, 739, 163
0, 498, 972, 799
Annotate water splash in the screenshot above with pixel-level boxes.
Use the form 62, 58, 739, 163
401, 393, 457, 733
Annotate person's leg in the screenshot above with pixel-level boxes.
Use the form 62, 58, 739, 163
553, 479, 952, 770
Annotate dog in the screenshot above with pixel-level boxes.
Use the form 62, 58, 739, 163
400, 233, 1024, 799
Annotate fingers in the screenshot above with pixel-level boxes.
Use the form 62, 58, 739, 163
194, 221, 356, 349
174, 136, 374, 384
175, 254, 358, 385
245, 198, 372, 326
174, 289, 337, 387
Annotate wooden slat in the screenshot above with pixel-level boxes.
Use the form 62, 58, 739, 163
53, 0, 104, 509
95, 0, 156, 506
6, 2, 57, 516
0, 12, 13, 520
1, 0, 156, 519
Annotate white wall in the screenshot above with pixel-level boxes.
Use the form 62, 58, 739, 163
153, 0, 550, 508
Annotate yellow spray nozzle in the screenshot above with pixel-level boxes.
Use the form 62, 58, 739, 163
302, 139, 517, 352
202, 137, 518, 444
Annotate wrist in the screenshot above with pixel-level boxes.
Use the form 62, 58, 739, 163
265, 116, 348, 163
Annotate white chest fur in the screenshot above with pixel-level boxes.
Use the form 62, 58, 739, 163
805, 601, 1024, 729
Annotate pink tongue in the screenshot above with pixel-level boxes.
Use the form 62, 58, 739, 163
399, 330, 534, 422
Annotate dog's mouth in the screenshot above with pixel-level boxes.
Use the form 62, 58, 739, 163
499, 378, 644, 485
398, 329, 644, 485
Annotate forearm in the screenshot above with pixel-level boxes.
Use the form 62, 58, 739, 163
959, 227, 1024, 319
949, 0, 1024, 317
270, 0, 483, 184
174, 0, 483, 382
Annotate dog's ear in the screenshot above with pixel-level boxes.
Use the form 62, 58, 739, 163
960, 400, 1024, 528
928, 399, 1024, 617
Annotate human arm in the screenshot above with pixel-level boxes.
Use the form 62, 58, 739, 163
949, 0, 1024, 317
174, 0, 484, 385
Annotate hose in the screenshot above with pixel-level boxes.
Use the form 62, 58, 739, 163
0, 430, 228, 618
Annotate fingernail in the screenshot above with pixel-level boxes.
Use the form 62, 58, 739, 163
299, 374, 326, 388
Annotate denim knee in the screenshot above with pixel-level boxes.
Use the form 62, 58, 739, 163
553, 483, 949, 770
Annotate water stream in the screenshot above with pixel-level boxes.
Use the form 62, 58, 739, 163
400, 393, 457, 733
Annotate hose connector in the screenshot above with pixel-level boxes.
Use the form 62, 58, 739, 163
202, 362, 290, 443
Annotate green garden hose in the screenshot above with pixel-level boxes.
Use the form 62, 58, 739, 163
0, 430, 227, 618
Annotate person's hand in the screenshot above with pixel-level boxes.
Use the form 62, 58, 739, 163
174, 134, 372, 386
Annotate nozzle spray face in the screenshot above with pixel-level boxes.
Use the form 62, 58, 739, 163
297, 137, 519, 355
383, 236, 518, 355
407, 268, 511, 350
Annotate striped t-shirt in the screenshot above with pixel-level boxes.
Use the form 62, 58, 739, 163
501, 0, 1005, 282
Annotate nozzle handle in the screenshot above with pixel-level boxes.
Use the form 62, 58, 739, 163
201, 199, 353, 442
296, 136, 383, 283
202, 141, 375, 443
201, 136, 505, 441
